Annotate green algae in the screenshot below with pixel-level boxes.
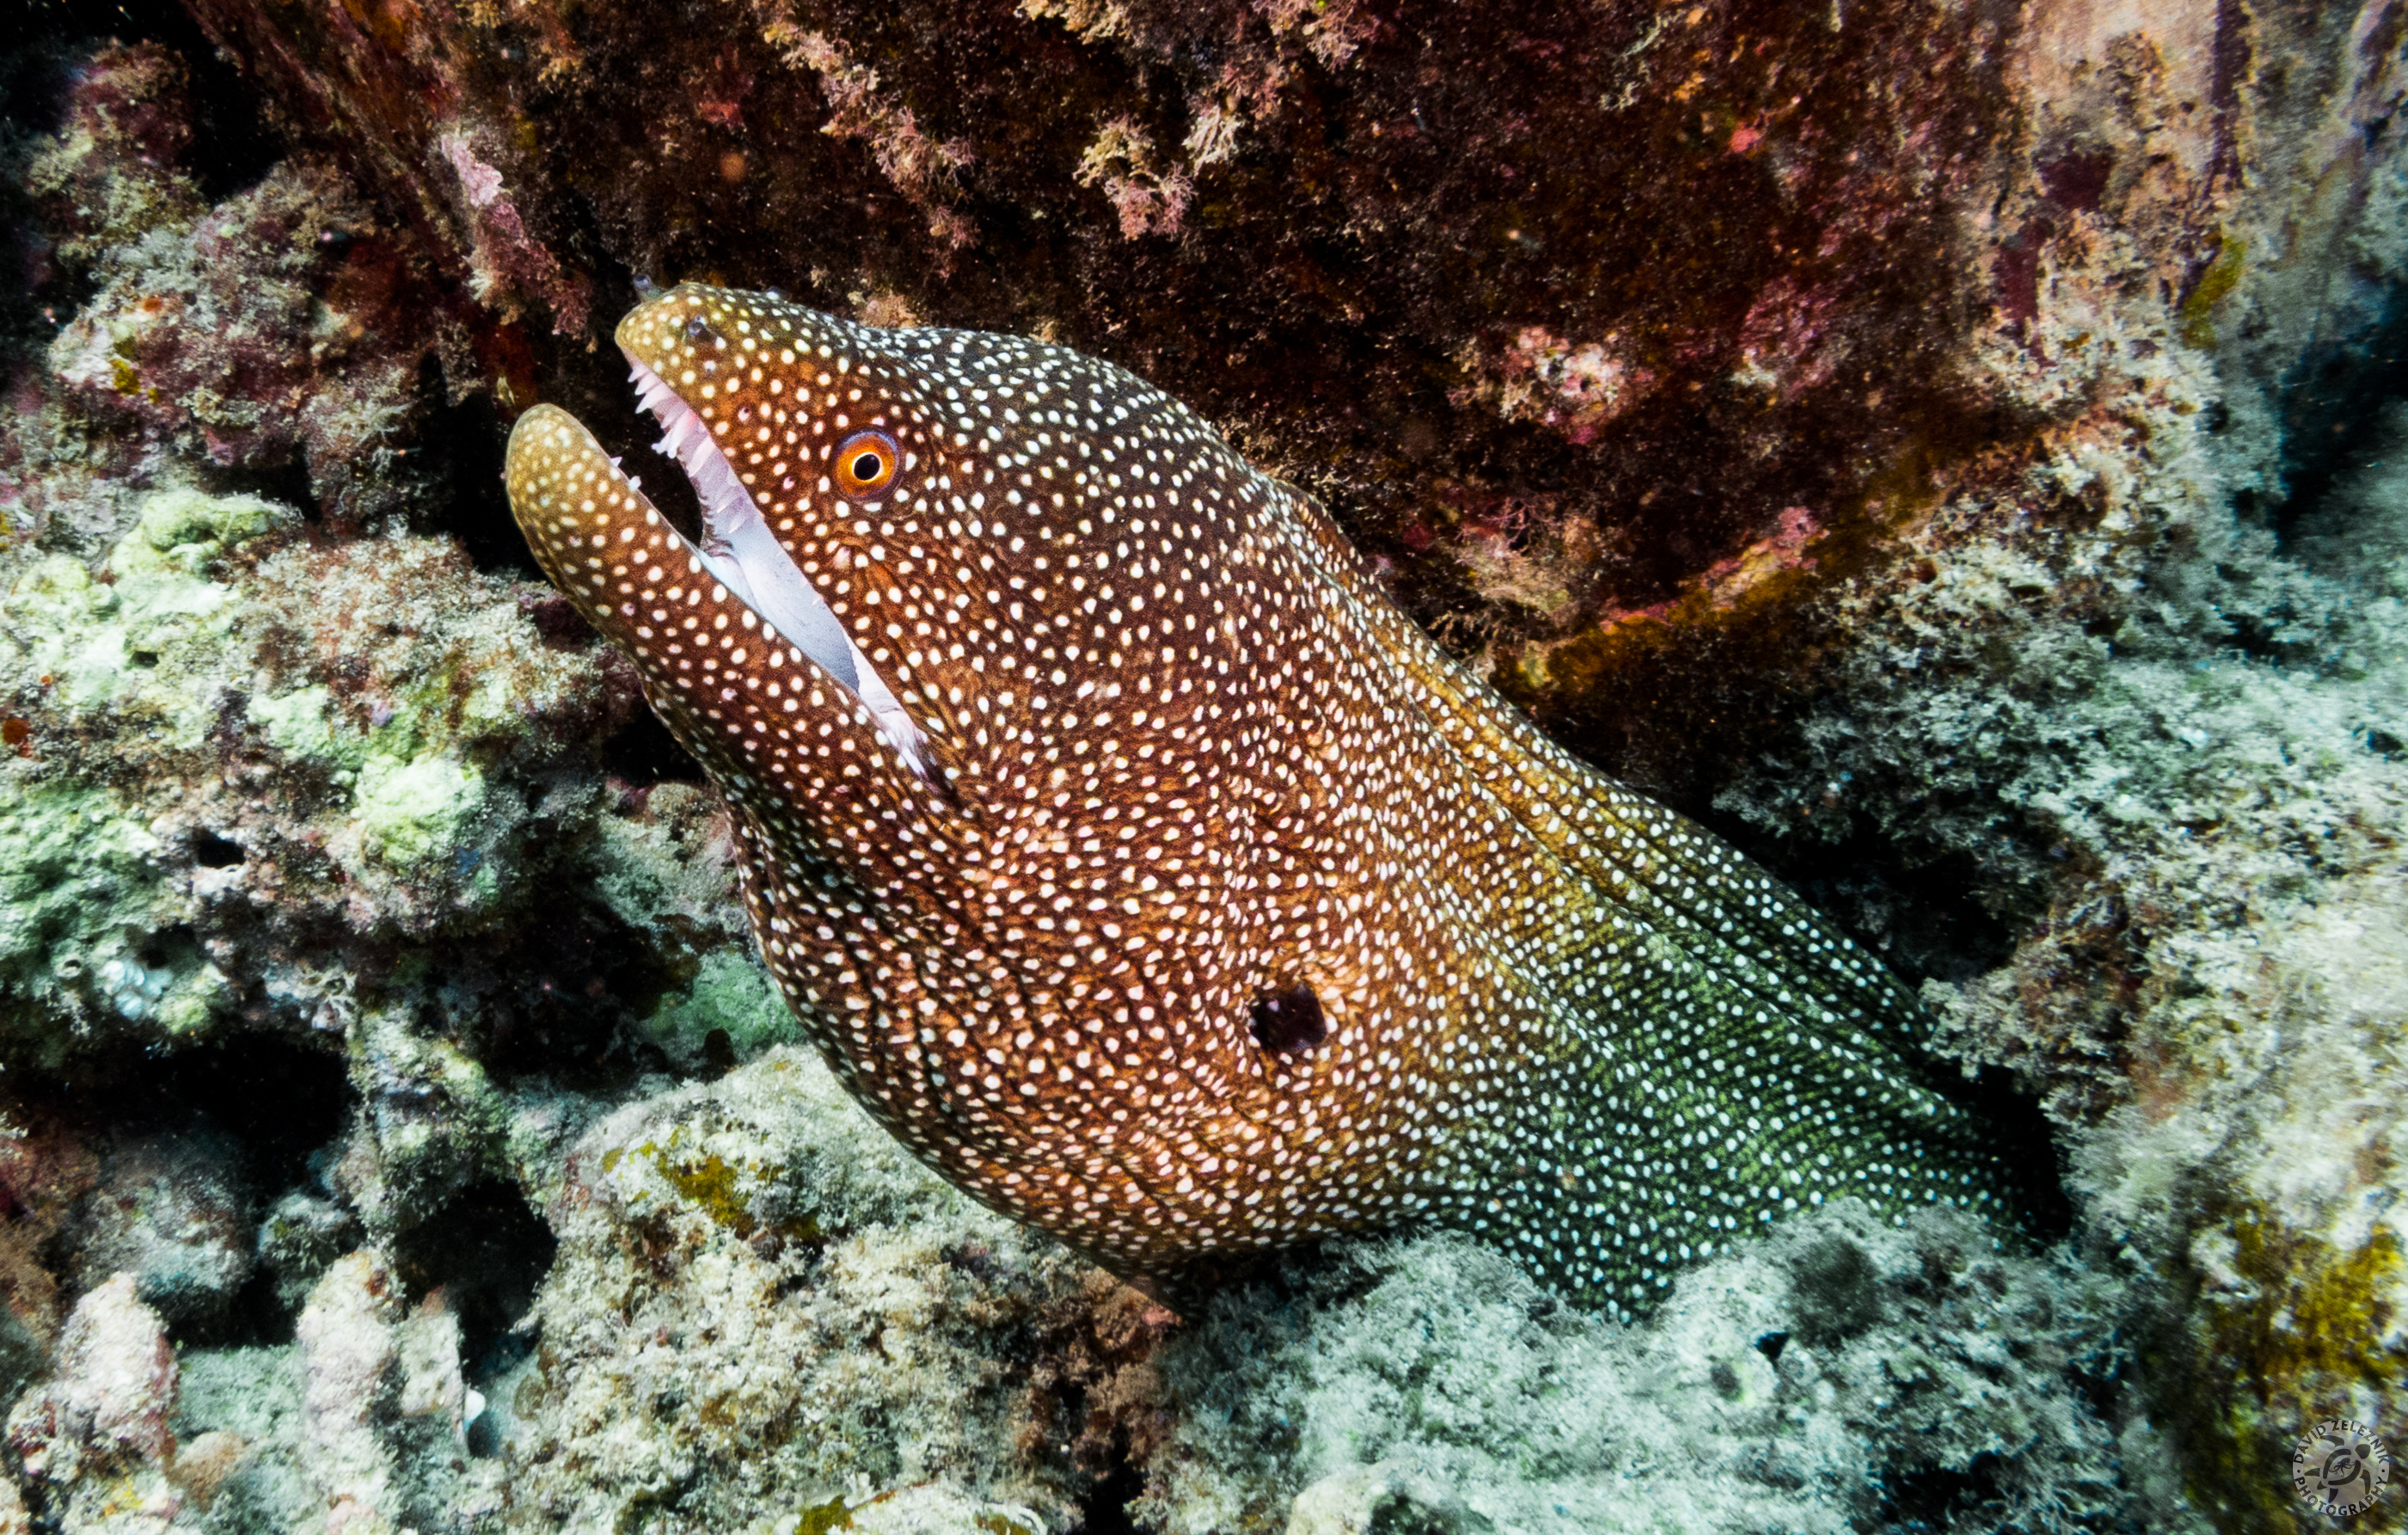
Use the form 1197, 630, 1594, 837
610, 1121, 824, 1244
255, 674, 520, 881
128, 485, 287, 553
2179, 230, 2246, 350
6, 499, 616, 930
0, 778, 175, 1046
793, 1494, 855, 1535
655, 1147, 757, 1237
250, 685, 365, 771
0, 771, 236, 1056
5, 556, 141, 710
352, 750, 487, 867
637, 948, 798, 1068
2158, 1212, 2405, 1535
1, 488, 292, 736
5, 554, 174, 713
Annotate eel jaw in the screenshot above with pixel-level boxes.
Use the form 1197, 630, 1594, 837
502, 402, 928, 781
623, 354, 927, 777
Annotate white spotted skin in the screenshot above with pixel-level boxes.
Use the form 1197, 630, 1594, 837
504, 284, 2011, 1318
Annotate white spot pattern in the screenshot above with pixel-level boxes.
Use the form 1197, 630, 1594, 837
504, 284, 2009, 1318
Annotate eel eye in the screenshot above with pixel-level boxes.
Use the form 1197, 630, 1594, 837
835, 429, 901, 500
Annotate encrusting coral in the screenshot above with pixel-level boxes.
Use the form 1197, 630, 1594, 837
504, 1047, 1112, 1531
0, 481, 627, 1061
1149, 1208, 2143, 1535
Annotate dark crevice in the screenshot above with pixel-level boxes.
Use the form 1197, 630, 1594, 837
12, 1035, 357, 1347
1701, 795, 2038, 990
48, 1031, 353, 1196
388, 1180, 556, 1388
1878, 1451, 2007, 1532
0, 32, 89, 371
2273, 269, 2408, 539
214, 1248, 303, 1348
107, 0, 280, 203
421, 374, 540, 577
597, 705, 706, 786
234, 452, 317, 525
1075, 1456, 1144, 1535
1789, 838, 2029, 989
1958, 1065, 2075, 1245
2271, 280, 2408, 532
456, 889, 690, 1092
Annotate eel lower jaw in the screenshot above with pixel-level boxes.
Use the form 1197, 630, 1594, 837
624, 354, 928, 778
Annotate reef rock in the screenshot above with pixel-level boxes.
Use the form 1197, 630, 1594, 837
64, 1125, 254, 1334
5, 1272, 181, 1527
505, 1045, 1163, 1531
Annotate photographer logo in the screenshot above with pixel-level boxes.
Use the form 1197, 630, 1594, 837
2294, 1418, 2391, 1518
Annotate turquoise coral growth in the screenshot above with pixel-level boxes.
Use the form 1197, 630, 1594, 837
0, 485, 627, 1063
0, 490, 291, 1057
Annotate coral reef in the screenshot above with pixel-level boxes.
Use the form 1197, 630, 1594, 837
1152, 1208, 2144, 1535
0, 480, 627, 1062
62, 1125, 254, 1334
493, 1047, 2142, 1535
8, 1272, 175, 1483
502, 1047, 1119, 1531
0, 0, 2400, 1530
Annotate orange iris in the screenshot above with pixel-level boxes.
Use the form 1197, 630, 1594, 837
834, 428, 901, 500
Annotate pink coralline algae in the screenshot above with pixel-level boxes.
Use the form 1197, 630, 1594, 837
438, 128, 592, 337
43, 150, 434, 529
1734, 279, 1844, 396
770, 28, 978, 250
1699, 507, 1825, 609
1075, 119, 1196, 239
6, 1274, 175, 1485
1455, 326, 1658, 444
25, 44, 204, 267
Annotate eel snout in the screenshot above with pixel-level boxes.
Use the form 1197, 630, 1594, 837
501, 403, 925, 787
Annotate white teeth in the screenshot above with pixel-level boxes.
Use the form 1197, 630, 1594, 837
623, 355, 928, 778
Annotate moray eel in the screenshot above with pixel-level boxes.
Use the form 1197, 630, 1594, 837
505, 283, 2010, 1317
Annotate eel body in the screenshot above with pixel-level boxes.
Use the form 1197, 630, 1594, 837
505, 284, 2009, 1317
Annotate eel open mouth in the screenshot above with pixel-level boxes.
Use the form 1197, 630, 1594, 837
623, 354, 927, 777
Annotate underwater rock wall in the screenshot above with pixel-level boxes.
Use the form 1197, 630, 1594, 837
0, 0, 2399, 1532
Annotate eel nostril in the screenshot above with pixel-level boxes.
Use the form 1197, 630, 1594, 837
1249, 985, 1327, 1056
